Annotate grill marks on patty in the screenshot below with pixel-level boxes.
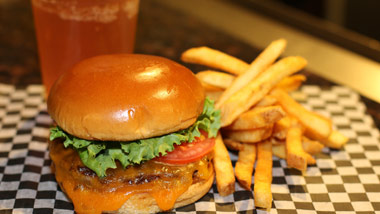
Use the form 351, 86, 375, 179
84, 167, 208, 186
124, 174, 161, 185
78, 166, 97, 177
75, 158, 213, 186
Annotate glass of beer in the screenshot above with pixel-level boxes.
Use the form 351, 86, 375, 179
31, 0, 139, 95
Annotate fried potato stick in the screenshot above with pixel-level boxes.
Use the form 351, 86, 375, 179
223, 139, 244, 151
272, 116, 291, 140
321, 130, 348, 149
286, 122, 316, 171
271, 88, 332, 140
217, 39, 287, 105
196, 70, 234, 89
272, 139, 321, 164
181, 47, 249, 75
213, 132, 235, 196
200, 81, 224, 92
275, 74, 306, 92
205, 91, 223, 102
224, 137, 319, 164
225, 137, 319, 165
302, 136, 325, 155
272, 143, 286, 159
235, 143, 257, 190
218, 56, 307, 127
254, 140, 273, 209
226, 106, 285, 130
223, 126, 273, 143
255, 95, 278, 107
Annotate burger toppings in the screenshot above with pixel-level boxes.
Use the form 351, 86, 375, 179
49, 135, 214, 213
50, 97, 220, 177
153, 130, 215, 164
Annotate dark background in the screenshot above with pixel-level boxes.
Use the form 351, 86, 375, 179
231, 0, 380, 62
276, 0, 380, 42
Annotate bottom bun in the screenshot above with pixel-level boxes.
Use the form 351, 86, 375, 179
116, 170, 215, 214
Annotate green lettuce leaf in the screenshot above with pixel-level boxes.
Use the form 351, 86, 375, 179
50, 97, 220, 177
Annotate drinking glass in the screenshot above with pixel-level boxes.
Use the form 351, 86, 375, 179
31, 0, 140, 95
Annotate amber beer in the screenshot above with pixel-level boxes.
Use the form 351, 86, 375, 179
32, 0, 139, 95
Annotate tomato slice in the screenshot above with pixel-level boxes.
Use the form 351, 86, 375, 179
154, 130, 215, 164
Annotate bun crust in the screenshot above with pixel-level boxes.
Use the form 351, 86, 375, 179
47, 54, 205, 141
117, 170, 214, 214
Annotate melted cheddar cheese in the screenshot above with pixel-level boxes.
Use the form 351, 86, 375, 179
49, 139, 213, 214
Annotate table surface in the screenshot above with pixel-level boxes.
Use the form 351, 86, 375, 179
0, 84, 379, 213
1, 0, 380, 213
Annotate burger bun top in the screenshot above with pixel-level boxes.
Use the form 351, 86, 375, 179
47, 54, 205, 141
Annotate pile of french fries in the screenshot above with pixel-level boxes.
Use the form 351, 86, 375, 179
181, 39, 348, 210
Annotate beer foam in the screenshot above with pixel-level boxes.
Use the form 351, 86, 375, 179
32, 0, 139, 23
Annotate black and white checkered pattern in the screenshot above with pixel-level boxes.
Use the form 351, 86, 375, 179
0, 84, 379, 214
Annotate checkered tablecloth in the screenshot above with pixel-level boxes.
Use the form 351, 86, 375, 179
0, 84, 379, 214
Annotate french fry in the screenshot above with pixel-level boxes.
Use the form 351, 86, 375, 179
196, 70, 234, 89
286, 121, 316, 171
271, 88, 332, 140
181, 47, 249, 75
201, 81, 224, 92
273, 139, 321, 164
286, 124, 307, 170
276, 74, 306, 92
254, 140, 273, 209
272, 143, 286, 159
223, 126, 273, 143
255, 95, 278, 107
218, 56, 307, 127
305, 156, 317, 165
275, 116, 328, 157
223, 137, 320, 159
302, 136, 324, 155
223, 138, 318, 162
273, 130, 287, 141
223, 139, 244, 151
226, 106, 285, 130
217, 39, 287, 105
235, 144, 256, 190
200, 72, 306, 93
272, 116, 291, 140
269, 137, 284, 145
205, 90, 223, 102
213, 132, 235, 196
321, 130, 348, 149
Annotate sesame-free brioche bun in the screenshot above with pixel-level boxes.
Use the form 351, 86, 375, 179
47, 54, 205, 141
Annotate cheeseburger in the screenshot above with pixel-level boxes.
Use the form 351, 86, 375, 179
47, 54, 221, 213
